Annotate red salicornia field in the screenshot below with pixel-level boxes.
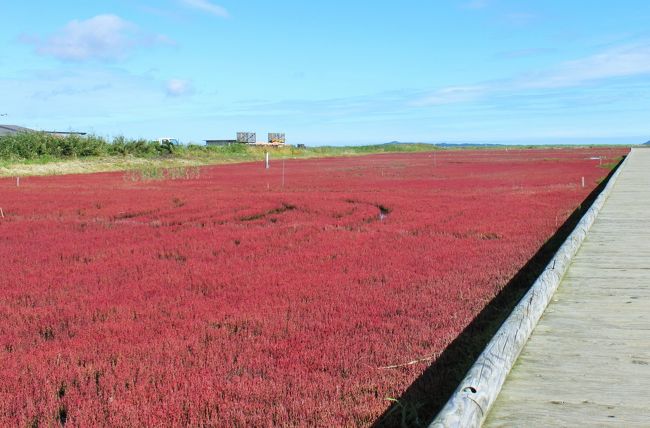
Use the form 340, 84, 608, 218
0, 148, 627, 426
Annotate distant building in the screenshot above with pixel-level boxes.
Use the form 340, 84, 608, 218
0, 124, 86, 138
206, 139, 237, 146
236, 132, 256, 144
45, 131, 87, 137
206, 132, 286, 146
268, 133, 286, 145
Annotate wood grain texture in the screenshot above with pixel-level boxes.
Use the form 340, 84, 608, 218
430, 150, 632, 428
484, 148, 650, 427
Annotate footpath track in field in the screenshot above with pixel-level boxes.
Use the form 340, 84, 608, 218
485, 148, 650, 427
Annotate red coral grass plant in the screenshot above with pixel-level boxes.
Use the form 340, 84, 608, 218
0, 148, 627, 426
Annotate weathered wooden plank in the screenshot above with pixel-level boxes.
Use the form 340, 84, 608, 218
484, 148, 650, 427
428, 151, 633, 428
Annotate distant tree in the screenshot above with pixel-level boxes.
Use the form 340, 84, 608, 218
160, 139, 174, 155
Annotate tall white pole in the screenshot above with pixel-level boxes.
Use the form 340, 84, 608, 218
265, 152, 270, 191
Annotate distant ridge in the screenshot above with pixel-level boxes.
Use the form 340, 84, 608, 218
380, 141, 435, 146
386, 141, 506, 147
383, 141, 430, 145
434, 142, 506, 147
643, 141, 650, 145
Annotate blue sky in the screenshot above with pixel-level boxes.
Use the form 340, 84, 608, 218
1, 1, 649, 145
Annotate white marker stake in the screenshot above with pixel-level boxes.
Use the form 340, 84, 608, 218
582, 176, 585, 188
265, 152, 270, 169
0, 208, 4, 218
16, 177, 20, 187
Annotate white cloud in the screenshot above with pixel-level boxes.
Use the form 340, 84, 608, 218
503, 12, 538, 26
166, 79, 194, 97
462, 0, 489, 9
522, 43, 650, 89
409, 42, 650, 108
0, 67, 166, 125
25, 15, 171, 62
180, 0, 229, 18
496, 47, 554, 59
411, 85, 488, 106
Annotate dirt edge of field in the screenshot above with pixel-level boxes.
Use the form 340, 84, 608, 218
0, 157, 214, 177
0, 145, 629, 178
0, 147, 435, 178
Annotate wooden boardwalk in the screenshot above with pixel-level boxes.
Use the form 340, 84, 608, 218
485, 148, 650, 427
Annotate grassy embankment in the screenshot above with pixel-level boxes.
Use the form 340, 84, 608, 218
0, 132, 630, 177
0, 133, 439, 177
